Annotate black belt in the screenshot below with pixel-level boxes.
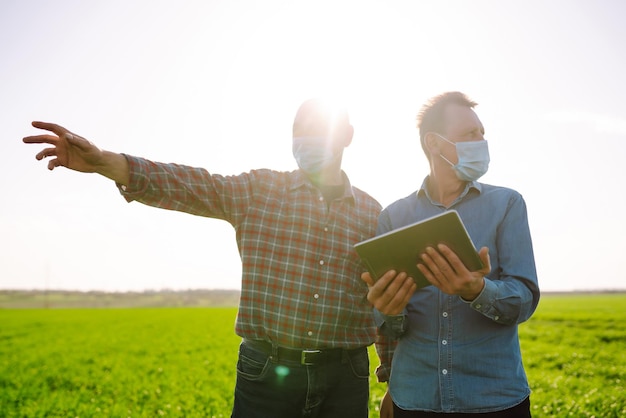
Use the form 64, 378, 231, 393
243, 339, 366, 366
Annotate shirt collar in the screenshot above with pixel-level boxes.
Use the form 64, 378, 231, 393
290, 169, 356, 202
417, 176, 482, 205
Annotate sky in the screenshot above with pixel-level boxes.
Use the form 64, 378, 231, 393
2, 0, 625, 293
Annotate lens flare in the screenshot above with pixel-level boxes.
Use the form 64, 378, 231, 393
274, 365, 290, 384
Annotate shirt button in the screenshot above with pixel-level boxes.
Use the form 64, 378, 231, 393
494, 315, 500, 321
324, 227, 329, 232
442, 312, 448, 318
319, 260, 325, 265
475, 304, 482, 309
307, 331, 313, 336
442, 340, 447, 345
319, 196, 324, 202
442, 369, 448, 375
314, 294, 319, 299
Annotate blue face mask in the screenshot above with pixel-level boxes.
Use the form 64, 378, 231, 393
292, 136, 341, 175
435, 133, 490, 181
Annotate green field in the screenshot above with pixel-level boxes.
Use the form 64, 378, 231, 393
1, 294, 624, 417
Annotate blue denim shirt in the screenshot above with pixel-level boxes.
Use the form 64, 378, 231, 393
375, 177, 540, 413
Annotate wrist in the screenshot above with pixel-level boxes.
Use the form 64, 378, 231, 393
97, 151, 130, 185
461, 276, 485, 301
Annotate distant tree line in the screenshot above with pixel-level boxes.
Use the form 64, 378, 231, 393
0, 289, 241, 309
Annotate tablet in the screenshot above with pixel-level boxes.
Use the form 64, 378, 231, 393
354, 210, 483, 289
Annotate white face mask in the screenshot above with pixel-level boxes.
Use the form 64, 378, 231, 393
292, 136, 341, 175
435, 133, 490, 181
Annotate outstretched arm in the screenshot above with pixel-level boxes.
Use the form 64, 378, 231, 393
23, 121, 130, 186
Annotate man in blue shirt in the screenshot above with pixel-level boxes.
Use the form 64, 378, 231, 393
362, 91, 540, 417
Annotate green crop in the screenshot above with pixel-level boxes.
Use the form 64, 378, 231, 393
1, 308, 239, 417
1, 294, 624, 417
519, 294, 625, 417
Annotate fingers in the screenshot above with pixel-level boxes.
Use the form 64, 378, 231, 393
31, 121, 69, 135
25, 122, 94, 162
419, 245, 462, 292
373, 270, 398, 290
418, 257, 439, 287
35, 147, 58, 161
396, 279, 417, 310
368, 270, 401, 299
418, 246, 449, 286
420, 245, 490, 297
24, 122, 75, 147
367, 270, 416, 315
381, 276, 415, 314
360, 272, 375, 287
47, 158, 61, 171
421, 244, 465, 275
23, 134, 62, 145
435, 244, 463, 274
478, 246, 491, 275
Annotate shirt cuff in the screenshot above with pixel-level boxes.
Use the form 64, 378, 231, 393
463, 279, 505, 322
116, 154, 150, 201
375, 309, 407, 338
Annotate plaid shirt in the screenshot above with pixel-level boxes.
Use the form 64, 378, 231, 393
119, 155, 382, 349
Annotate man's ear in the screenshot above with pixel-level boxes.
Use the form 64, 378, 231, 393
343, 125, 354, 148
424, 132, 440, 156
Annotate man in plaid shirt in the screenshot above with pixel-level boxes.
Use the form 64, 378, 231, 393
24, 98, 382, 417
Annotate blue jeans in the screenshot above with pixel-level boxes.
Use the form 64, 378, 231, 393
231, 341, 370, 418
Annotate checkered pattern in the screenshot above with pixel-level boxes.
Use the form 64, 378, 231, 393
120, 155, 381, 349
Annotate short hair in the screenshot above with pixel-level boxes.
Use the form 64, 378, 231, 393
293, 98, 350, 137
417, 91, 478, 157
